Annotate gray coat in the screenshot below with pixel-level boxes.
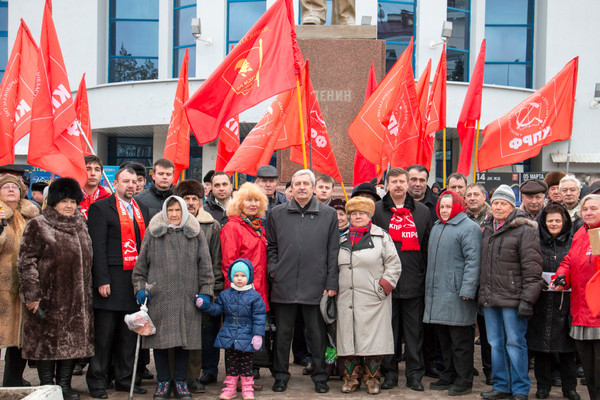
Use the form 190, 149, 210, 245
337, 224, 402, 356
423, 213, 482, 326
132, 212, 214, 350
266, 196, 339, 305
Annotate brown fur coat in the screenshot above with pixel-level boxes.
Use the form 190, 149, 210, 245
18, 206, 94, 360
0, 199, 39, 347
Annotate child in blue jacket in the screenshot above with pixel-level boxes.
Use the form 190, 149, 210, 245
196, 258, 266, 400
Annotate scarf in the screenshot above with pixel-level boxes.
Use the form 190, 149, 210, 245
389, 207, 420, 251
241, 213, 263, 236
230, 283, 254, 291
79, 186, 109, 219
349, 222, 371, 247
116, 196, 146, 270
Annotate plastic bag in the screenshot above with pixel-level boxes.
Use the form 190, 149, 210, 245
124, 305, 156, 336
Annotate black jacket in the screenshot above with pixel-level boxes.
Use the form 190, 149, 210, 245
419, 185, 439, 224
527, 206, 575, 353
204, 192, 228, 226
372, 192, 432, 299
134, 183, 173, 218
266, 196, 339, 305
87, 194, 150, 311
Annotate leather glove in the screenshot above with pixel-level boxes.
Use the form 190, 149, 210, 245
517, 300, 534, 319
195, 294, 211, 310
136, 289, 150, 305
541, 278, 549, 291
251, 335, 263, 351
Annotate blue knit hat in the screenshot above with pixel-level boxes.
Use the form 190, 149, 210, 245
230, 260, 250, 280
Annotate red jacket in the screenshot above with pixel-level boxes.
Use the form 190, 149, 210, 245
556, 224, 600, 327
220, 215, 269, 311
79, 186, 111, 219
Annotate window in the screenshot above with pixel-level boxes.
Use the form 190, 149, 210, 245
377, 1, 416, 71
109, 0, 159, 83
446, 0, 470, 82
484, 0, 534, 88
0, 1, 8, 81
226, 0, 266, 53
107, 137, 153, 166
173, 0, 196, 77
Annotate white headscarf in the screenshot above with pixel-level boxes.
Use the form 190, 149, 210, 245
161, 195, 189, 229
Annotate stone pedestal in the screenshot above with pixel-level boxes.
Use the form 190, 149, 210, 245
278, 25, 386, 185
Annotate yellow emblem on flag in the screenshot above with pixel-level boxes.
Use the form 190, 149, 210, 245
222, 39, 264, 96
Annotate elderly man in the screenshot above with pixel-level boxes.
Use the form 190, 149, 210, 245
479, 185, 543, 400
519, 179, 548, 220
447, 172, 468, 198
174, 179, 223, 392
255, 165, 286, 217
544, 171, 565, 204
267, 169, 339, 394
560, 175, 581, 219
407, 165, 438, 223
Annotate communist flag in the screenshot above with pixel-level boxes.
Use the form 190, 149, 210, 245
184, 0, 302, 146
215, 116, 240, 172
456, 39, 486, 175
28, 0, 87, 186
478, 57, 578, 171
352, 61, 378, 185
418, 46, 446, 169
290, 61, 342, 182
164, 49, 190, 184
416, 59, 432, 123
74, 73, 92, 155
0, 19, 38, 164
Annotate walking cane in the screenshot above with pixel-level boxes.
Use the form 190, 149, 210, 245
129, 294, 147, 400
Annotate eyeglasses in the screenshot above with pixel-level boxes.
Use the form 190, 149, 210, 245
0, 185, 19, 191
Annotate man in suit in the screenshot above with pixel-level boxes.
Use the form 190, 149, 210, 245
86, 167, 150, 399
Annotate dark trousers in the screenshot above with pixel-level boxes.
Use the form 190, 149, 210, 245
438, 324, 474, 389
225, 350, 253, 377
575, 339, 600, 400
382, 296, 425, 382
477, 312, 492, 378
292, 311, 312, 362
2, 347, 27, 386
155, 347, 189, 382
533, 351, 577, 391
86, 309, 138, 391
272, 303, 327, 383
423, 323, 442, 371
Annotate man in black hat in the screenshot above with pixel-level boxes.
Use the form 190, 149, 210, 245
255, 165, 286, 219
351, 182, 381, 203
520, 179, 548, 220
30, 181, 48, 209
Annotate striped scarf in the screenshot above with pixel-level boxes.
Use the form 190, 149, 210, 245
349, 222, 371, 247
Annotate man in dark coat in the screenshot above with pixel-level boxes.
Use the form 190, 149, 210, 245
255, 165, 287, 222
86, 167, 150, 399
203, 171, 233, 226
407, 165, 438, 223
519, 179, 548, 220
372, 167, 432, 392
133, 158, 174, 217
267, 169, 339, 394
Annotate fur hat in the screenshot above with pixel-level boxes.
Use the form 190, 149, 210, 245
0, 174, 27, 199
345, 196, 375, 217
544, 171, 566, 188
491, 184, 516, 207
330, 198, 346, 211
47, 177, 84, 207
175, 179, 204, 199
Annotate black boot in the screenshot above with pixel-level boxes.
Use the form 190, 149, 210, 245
37, 360, 56, 385
56, 359, 79, 399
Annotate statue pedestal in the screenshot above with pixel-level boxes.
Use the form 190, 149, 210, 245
278, 25, 386, 186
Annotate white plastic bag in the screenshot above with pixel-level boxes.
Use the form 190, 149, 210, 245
124, 304, 156, 336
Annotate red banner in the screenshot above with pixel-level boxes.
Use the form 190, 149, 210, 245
215, 116, 240, 172
74, 73, 92, 155
352, 61, 378, 185
478, 57, 578, 171
419, 47, 446, 169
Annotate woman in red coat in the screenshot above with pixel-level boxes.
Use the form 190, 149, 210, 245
554, 194, 600, 400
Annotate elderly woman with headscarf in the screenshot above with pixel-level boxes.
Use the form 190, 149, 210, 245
17, 178, 92, 399
0, 174, 39, 387
423, 191, 482, 396
337, 196, 402, 395
132, 195, 214, 399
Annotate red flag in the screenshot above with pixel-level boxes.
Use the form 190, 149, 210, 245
164, 49, 190, 184
0, 20, 39, 164
415, 59, 432, 122
184, 0, 302, 145
352, 61, 378, 185
74, 73, 92, 155
456, 39, 486, 175
215, 116, 240, 172
290, 61, 342, 182
478, 57, 578, 171
418, 47, 446, 169
28, 0, 87, 186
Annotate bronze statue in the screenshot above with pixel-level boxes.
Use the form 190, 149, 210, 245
300, 0, 355, 25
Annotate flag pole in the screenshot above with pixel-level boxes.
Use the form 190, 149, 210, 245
76, 121, 114, 193
472, 120, 481, 183
566, 138, 572, 174
234, 172, 239, 190
442, 127, 447, 188
296, 76, 308, 169
340, 182, 349, 201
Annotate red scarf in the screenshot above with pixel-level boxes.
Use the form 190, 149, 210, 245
389, 207, 420, 251
349, 222, 371, 247
116, 196, 146, 270
80, 186, 110, 219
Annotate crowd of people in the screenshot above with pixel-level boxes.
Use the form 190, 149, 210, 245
0, 157, 599, 400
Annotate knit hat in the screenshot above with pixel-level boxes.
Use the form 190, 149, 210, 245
0, 175, 27, 199
491, 184, 516, 207
544, 171, 566, 188
47, 177, 84, 206
228, 258, 254, 284
345, 196, 375, 217
175, 179, 204, 199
